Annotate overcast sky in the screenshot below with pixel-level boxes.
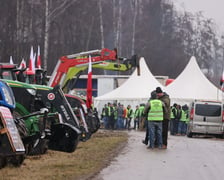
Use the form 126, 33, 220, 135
173, 0, 224, 33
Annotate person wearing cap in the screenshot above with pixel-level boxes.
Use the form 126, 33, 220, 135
144, 91, 165, 149
155, 87, 170, 149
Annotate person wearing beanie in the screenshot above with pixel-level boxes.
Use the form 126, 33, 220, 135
156, 87, 170, 149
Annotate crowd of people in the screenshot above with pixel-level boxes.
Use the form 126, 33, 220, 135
100, 86, 190, 150
101, 102, 146, 131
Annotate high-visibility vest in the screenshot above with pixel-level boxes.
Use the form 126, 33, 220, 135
148, 99, 163, 121
139, 106, 145, 117
113, 107, 118, 119
102, 106, 107, 116
127, 108, 133, 118
170, 107, 176, 119
108, 106, 111, 116
134, 108, 140, 118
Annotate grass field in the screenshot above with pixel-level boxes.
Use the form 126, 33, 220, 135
0, 130, 128, 180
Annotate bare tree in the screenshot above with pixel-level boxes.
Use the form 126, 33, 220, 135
98, 0, 104, 48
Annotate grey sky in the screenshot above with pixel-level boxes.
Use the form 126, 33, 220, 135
173, 0, 224, 33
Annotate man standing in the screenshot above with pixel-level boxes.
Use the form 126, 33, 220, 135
117, 104, 124, 129
144, 91, 165, 149
133, 105, 140, 130
155, 87, 170, 149
126, 105, 133, 130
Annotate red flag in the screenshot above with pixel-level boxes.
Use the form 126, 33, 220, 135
220, 70, 224, 91
86, 55, 92, 108
27, 46, 35, 75
37, 45, 42, 69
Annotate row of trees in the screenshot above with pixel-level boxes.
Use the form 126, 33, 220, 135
0, 0, 223, 86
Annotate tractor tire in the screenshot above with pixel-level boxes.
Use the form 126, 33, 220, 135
10, 155, 25, 167
0, 156, 6, 169
13, 112, 28, 139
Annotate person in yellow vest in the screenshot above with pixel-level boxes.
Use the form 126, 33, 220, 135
101, 104, 108, 129
126, 105, 133, 130
108, 103, 115, 130
144, 91, 165, 149
155, 87, 170, 149
170, 103, 177, 135
177, 105, 189, 135
139, 103, 146, 131
133, 105, 140, 130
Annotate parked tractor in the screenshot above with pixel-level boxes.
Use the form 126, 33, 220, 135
0, 80, 25, 168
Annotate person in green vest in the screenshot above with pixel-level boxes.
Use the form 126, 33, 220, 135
126, 105, 133, 130
155, 87, 170, 149
177, 104, 189, 135
133, 105, 140, 130
108, 103, 115, 130
144, 91, 165, 149
101, 103, 109, 129
113, 103, 118, 129
170, 103, 177, 135
139, 103, 146, 131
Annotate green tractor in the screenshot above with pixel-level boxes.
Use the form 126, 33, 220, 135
2, 79, 81, 154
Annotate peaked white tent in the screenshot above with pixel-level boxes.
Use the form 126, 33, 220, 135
94, 57, 163, 110
166, 56, 223, 105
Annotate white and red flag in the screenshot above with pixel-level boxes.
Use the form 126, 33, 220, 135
36, 45, 42, 69
86, 55, 92, 109
9, 56, 14, 64
220, 70, 224, 91
18, 58, 26, 69
27, 46, 35, 75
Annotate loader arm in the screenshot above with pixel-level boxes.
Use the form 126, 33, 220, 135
48, 48, 117, 88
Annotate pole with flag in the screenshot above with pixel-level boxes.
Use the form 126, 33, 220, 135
9, 56, 14, 64
220, 69, 224, 102
221, 69, 224, 91
27, 46, 35, 75
19, 58, 26, 69
86, 55, 92, 109
27, 46, 36, 83
37, 45, 42, 69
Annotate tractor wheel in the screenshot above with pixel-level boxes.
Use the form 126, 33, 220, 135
10, 155, 25, 167
0, 156, 6, 169
13, 112, 28, 139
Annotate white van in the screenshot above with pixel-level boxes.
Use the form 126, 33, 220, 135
187, 100, 224, 138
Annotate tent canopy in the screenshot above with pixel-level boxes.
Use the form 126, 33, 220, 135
166, 56, 222, 105
94, 57, 163, 110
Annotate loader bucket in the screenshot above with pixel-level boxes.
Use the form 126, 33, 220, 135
48, 123, 80, 153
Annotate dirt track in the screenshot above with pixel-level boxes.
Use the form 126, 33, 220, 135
93, 130, 224, 180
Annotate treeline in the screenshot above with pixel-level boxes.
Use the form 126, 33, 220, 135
0, 0, 223, 86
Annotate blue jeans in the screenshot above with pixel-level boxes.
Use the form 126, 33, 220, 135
148, 121, 163, 148
178, 121, 187, 135
117, 117, 124, 129
103, 116, 108, 129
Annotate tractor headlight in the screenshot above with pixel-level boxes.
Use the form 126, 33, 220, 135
27, 88, 36, 96
2, 86, 15, 106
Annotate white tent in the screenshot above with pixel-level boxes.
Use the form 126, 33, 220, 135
166, 56, 223, 105
94, 57, 163, 110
